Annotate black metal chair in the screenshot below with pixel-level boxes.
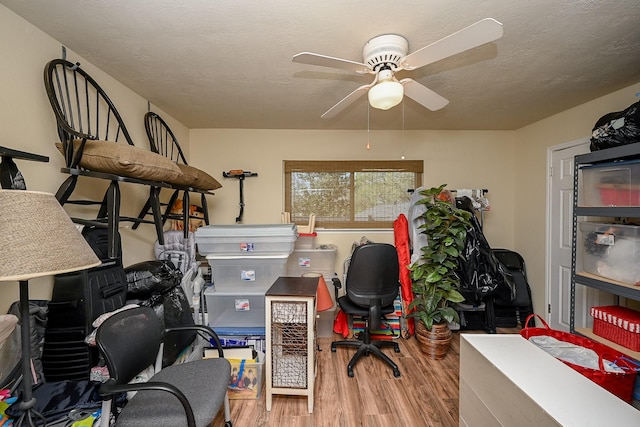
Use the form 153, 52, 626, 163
487, 249, 535, 330
331, 243, 401, 378
43, 58, 176, 258
133, 112, 221, 237
95, 306, 232, 427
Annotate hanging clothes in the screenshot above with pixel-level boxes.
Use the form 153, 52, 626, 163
393, 214, 414, 337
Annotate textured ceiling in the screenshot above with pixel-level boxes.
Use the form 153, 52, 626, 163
3, 0, 640, 130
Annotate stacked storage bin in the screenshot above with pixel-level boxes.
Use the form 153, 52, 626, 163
286, 236, 338, 337
195, 224, 297, 348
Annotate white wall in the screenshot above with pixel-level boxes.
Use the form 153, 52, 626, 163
0, 6, 187, 313
514, 85, 640, 317
189, 128, 516, 276
2, 4, 639, 322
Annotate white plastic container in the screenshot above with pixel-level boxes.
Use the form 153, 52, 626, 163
195, 224, 297, 256
206, 254, 288, 290
295, 232, 317, 249
286, 246, 337, 280
579, 221, 640, 285
580, 160, 640, 207
204, 284, 266, 329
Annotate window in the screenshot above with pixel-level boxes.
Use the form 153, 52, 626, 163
284, 160, 423, 229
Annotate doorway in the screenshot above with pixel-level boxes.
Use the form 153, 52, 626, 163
547, 139, 588, 331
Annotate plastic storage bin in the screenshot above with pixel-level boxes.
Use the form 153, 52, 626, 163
207, 254, 288, 290
580, 160, 640, 207
205, 284, 266, 329
295, 232, 317, 249
579, 222, 640, 285
195, 224, 297, 256
286, 246, 337, 279
227, 351, 265, 400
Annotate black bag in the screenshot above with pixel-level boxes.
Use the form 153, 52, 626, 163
456, 197, 516, 305
124, 260, 195, 367
590, 101, 640, 151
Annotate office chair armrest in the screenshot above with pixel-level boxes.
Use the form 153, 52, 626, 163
166, 325, 225, 358
100, 380, 196, 427
331, 277, 342, 302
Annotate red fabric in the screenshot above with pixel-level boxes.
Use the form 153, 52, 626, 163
394, 214, 414, 336
333, 309, 349, 338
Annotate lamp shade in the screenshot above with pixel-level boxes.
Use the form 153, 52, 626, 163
0, 190, 101, 281
302, 272, 334, 312
368, 80, 404, 110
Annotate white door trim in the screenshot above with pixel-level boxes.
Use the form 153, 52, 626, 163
546, 138, 589, 326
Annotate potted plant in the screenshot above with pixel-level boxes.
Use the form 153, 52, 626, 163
408, 184, 472, 359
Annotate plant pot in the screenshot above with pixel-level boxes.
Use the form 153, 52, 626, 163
415, 321, 452, 360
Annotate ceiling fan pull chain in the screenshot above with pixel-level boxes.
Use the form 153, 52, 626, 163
366, 103, 371, 150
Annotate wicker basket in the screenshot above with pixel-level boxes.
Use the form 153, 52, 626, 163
591, 306, 640, 352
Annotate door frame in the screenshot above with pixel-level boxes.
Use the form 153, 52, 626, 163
545, 138, 589, 327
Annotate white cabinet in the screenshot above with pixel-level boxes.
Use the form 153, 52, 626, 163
460, 334, 639, 426
265, 276, 317, 413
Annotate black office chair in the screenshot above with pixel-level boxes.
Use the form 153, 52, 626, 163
95, 306, 232, 427
331, 243, 401, 378
487, 249, 535, 330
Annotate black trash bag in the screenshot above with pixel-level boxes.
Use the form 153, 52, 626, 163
590, 101, 640, 151
124, 260, 195, 367
456, 198, 516, 305
125, 260, 182, 300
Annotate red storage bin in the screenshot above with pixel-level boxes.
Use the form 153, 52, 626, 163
598, 185, 640, 206
591, 305, 640, 352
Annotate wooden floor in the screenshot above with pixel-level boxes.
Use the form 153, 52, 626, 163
212, 328, 520, 427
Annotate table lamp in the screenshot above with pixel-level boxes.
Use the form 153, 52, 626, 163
0, 190, 101, 427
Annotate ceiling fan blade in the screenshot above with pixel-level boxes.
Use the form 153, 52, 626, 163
293, 52, 370, 74
400, 79, 449, 111
400, 18, 504, 70
321, 84, 371, 119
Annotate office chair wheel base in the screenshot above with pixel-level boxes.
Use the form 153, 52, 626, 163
393, 368, 400, 378
225, 422, 233, 427
331, 343, 337, 352
394, 347, 400, 353
347, 367, 354, 377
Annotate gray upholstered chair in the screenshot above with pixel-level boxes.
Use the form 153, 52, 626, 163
95, 306, 232, 427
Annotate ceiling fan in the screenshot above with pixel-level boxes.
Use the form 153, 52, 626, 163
292, 18, 504, 119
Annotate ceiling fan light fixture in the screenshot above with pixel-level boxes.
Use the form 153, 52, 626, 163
368, 80, 403, 110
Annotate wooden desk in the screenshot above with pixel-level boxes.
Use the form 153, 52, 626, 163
265, 276, 317, 413
460, 334, 639, 426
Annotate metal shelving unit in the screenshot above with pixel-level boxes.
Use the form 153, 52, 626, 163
570, 142, 640, 360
